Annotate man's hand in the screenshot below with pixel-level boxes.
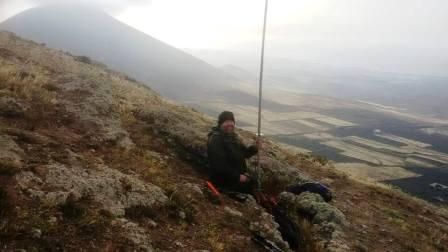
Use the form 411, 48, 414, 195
240, 174, 248, 183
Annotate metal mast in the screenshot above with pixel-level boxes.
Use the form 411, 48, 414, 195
256, 0, 269, 191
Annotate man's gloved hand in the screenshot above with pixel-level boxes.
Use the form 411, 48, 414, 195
240, 173, 255, 183
247, 145, 258, 155
246, 138, 262, 157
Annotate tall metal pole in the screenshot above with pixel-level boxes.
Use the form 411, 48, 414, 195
256, 0, 269, 191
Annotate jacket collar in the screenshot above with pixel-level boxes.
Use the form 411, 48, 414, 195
208, 126, 237, 142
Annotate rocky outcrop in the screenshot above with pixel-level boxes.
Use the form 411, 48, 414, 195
257, 156, 312, 189
243, 195, 292, 252
279, 192, 346, 225
112, 218, 154, 251
57, 77, 135, 150
134, 104, 211, 161
279, 192, 349, 251
14, 158, 168, 216
0, 96, 28, 117
183, 182, 204, 198
249, 210, 292, 252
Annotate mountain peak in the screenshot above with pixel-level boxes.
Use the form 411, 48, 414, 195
0, 5, 238, 101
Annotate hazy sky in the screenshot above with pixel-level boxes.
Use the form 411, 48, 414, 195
0, 0, 447, 76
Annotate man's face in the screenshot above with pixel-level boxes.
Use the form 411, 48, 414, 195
220, 120, 235, 134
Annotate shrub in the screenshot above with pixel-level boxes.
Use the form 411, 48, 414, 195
74, 55, 93, 64
166, 188, 199, 223
124, 75, 137, 83
59, 200, 87, 219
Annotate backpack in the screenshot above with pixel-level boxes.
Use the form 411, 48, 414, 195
287, 182, 332, 202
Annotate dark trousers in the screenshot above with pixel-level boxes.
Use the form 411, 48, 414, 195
229, 178, 258, 195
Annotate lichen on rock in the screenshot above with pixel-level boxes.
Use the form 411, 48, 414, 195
112, 218, 154, 251
279, 192, 346, 225
278, 192, 349, 251
15, 160, 168, 217
248, 207, 292, 252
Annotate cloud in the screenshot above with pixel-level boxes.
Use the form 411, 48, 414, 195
0, 0, 152, 20
29, 0, 151, 13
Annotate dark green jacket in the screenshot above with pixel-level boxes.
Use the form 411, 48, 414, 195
207, 127, 258, 188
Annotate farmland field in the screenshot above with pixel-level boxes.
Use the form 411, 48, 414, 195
189, 89, 448, 204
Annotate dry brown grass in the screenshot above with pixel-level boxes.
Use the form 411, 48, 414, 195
0, 65, 63, 129
0, 65, 53, 103
297, 218, 325, 252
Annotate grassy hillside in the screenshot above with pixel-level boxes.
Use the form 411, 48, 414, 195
0, 31, 447, 251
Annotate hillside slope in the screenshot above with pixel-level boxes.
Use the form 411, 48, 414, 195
0, 5, 239, 101
0, 32, 447, 251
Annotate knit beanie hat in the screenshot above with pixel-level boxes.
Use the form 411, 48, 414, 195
218, 111, 235, 126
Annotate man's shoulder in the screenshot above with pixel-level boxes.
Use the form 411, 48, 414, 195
207, 128, 223, 145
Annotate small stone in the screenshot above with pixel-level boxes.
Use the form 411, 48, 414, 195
244, 195, 259, 209
179, 211, 186, 220
67, 190, 82, 202
184, 183, 204, 197
355, 243, 368, 252
31, 228, 42, 238
44, 191, 69, 206
351, 195, 361, 201
147, 219, 158, 228
224, 206, 243, 218
48, 216, 58, 224
175, 241, 186, 247
138, 245, 153, 252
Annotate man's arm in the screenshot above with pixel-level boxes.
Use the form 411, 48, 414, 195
244, 138, 263, 158
242, 141, 258, 158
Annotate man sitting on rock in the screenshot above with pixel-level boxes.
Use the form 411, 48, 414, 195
207, 111, 260, 194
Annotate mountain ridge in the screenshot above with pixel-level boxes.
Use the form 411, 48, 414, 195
0, 5, 239, 101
